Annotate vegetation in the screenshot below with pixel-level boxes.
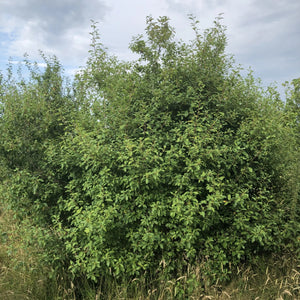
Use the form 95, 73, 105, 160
0, 16, 299, 299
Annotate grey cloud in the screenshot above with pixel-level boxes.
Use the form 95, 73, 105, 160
203, 0, 229, 10
233, 0, 300, 80
166, 0, 300, 89
165, 0, 193, 14
0, 0, 109, 63
238, 0, 300, 27
1, 0, 108, 31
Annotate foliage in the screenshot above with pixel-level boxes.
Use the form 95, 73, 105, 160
285, 77, 300, 143
0, 15, 299, 295
0, 55, 76, 223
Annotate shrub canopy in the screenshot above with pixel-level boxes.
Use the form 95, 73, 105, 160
0, 16, 299, 283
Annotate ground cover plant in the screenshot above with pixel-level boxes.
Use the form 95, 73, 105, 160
0, 16, 299, 299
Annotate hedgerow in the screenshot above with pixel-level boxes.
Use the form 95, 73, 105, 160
0, 16, 299, 290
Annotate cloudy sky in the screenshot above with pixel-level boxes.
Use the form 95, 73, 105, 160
0, 0, 299, 93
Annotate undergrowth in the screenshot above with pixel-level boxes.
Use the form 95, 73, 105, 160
0, 204, 299, 299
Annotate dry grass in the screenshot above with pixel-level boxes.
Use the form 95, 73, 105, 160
0, 205, 69, 300
206, 257, 300, 300
1, 204, 299, 299
90, 254, 299, 300
0, 207, 44, 299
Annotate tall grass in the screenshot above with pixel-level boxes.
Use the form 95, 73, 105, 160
0, 203, 299, 299
0, 204, 75, 300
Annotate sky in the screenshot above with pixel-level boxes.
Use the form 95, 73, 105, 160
0, 0, 299, 95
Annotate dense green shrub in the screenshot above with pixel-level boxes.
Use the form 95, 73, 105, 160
0, 56, 77, 224
0, 16, 299, 288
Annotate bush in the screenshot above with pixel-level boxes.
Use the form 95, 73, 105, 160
0, 16, 299, 288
